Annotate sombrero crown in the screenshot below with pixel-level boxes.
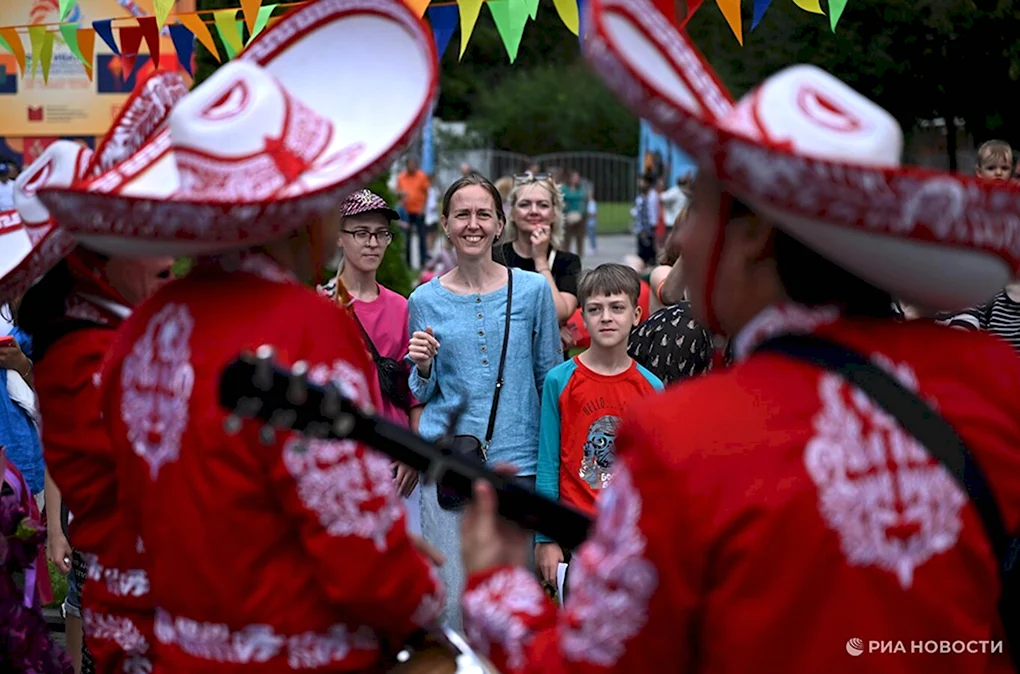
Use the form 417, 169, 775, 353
38, 0, 439, 258
583, 0, 1020, 311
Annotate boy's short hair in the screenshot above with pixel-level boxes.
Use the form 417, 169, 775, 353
577, 263, 641, 307
976, 140, 1013, 167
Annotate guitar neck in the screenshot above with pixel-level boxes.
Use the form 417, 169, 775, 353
219, 358, 593, 551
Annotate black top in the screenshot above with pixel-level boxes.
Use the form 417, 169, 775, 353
493, 241, 581, 299
627, 301, 714, 386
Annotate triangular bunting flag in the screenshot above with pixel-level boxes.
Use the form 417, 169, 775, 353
178, 13, 220, 62
77, 28, 95, 79
92, 19, 119, 55
27, 26, 45, 80
59, 0, 75, 21
751, 0, 771, 29
488, 0, 528, 62
426, 4, 458, 60
154, 0, 175, 31
0, 28, 26, 75
679, 0, 704, 28
137, 16, 161, 70
168, 23, 195, 75
552, 0, 579, 35
39, 31, 55, 84
118, 25, 143, 79
214, 9, 244, 59
523, 0, 539, 20
458, 0, 484, 58
405, 0, 430, 19
59, 23, 87, 68
577, 0, 587, 45
240, 0, 264, 34
716, 0, 742, 45
829, 0, 848, 31
791, 0, 824, 14
248, 4, 277, 44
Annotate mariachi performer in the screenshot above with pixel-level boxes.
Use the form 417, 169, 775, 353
0, 71, 187, 674
37, 1, 444, 671
455, 0, 1020, 672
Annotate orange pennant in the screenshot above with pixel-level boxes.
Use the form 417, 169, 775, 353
178, 12, 221, 62
404, 0, 430, 18
716, 0, 742, 45
77, 28, 95, 80
0, 28, 25, 75
240, 0, 264, 34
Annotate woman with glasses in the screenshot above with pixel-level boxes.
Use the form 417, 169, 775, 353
494, 172, 582, 332
319, 189, 422, 530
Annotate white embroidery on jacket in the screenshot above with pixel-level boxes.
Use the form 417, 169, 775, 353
84, 609, 150, 654
103, 567, 150, 598
462, 567, 547, 670
282, 359, 399, 549
805, 358, 966, 589
560, 465, 658, 666
411, 565, 445, 628
121, 303, 196, 479
154, 609, 377, 668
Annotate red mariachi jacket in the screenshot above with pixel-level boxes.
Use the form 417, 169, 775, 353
462, 304, 1020, 674
99, 256, 443, 673
35, 326, 155, 673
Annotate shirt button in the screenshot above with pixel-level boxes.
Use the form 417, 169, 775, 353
481, 346, 487, 352
478, 330, 484, 336
482, 359, 489, 365
477, 313, 483, 319
475, 297, 481, 303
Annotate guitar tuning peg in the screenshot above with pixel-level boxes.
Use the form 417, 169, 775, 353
321, 383, 341, 419
223, 414, 243, 435
332, 412, 355, 438
269, 409, 297, 429
258, 425, 276, 446
287, 361, 309, 405
254, 345, 275, 391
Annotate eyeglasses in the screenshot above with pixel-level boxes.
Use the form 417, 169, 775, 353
342, 229, 394, 244
513, 172, 551, 184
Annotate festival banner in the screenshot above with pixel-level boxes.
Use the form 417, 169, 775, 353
0, 0, 194, 141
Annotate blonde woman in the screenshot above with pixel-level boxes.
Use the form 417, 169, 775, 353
493, 172, 581, 325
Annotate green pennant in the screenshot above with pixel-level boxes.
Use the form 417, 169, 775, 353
828, 0, 849, 31
59, 23, 88, 68
59, 0, 75, 21
488, 0, 528, 63
249, 4, 277, 43
0, 33, 12, 58
523, 0, 540, 20
40, 31, 54, 83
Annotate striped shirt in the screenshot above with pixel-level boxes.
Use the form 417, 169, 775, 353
940, 290, 1020, 352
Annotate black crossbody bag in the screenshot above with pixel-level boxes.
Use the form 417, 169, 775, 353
757, 333, 1019, 665
437, 267, 514, 511
351, 313, 413, 413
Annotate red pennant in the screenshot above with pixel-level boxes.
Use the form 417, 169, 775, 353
137, 16, 161, 71
118, 25, 143, 78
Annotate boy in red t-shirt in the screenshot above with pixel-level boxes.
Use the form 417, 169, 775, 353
534, 263, 663, 589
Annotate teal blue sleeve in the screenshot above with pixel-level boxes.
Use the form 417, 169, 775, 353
535, 361, 573, 544
406, 290, 438, 403
636, 363, 665, 391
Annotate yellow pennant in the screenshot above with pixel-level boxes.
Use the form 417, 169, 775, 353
552, 0, 578, 35
458, 0, 484, 58
39, 31, 54, 84
27, 26, 45, 80
791, 0, 824, 14
153, 0, 175, 30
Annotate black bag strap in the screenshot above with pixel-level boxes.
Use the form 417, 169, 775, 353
350, 310, 382, 361
757, 332, 1018, 660
483, 268, 513, 451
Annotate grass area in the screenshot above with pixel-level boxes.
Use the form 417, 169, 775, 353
595, 201, 633, 235
46, 560, 68, 609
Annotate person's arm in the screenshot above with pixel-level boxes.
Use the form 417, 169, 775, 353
537, 254, 581, 325
532, 279, 564, 396
44, 469, 72, 574
461, 419, 698, 673
658, 258, 686, 307
407, 295, 439, 403
535, 371, 564, 544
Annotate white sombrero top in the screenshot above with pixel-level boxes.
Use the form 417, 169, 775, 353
582, 0, 1020, 312
38, 0, 439, 258
0, 71, 188, 306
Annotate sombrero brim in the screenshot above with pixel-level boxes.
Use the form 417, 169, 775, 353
0, 217, 77, 307
39, 0, 439, 258
583, 0, 1020, 311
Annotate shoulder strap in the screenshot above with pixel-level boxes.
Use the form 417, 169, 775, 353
756, 332, 1019, 662
350, 309, 382, 361
483, 267, 513, 449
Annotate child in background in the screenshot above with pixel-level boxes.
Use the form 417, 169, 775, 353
534, 264, 663, 594
974, 139, 1013, 182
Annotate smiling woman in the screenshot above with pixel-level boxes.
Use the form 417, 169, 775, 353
406, 172, 562, 630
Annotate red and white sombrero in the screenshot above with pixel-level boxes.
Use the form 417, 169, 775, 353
583, 0, 1020, 312
0, 71, 188, 306
39, 0, 439, 258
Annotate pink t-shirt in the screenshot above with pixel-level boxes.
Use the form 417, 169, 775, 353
352, 285, 417, 426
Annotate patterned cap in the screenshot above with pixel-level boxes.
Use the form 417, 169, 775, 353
339, 189, 400, 222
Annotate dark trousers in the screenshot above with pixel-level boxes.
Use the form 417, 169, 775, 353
636, 231, 657, 265
404, 212, 428, 268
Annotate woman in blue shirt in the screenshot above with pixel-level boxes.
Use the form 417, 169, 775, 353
407, 172, 561, 630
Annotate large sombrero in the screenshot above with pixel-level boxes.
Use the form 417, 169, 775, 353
39, 0, 439, 258
582, 0, 1020, 312
0, 71, 188, 306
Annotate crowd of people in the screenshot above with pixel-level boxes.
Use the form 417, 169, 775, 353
0, 0, 1017, 672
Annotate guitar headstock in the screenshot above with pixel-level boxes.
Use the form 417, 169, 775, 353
219, 346, 357, 443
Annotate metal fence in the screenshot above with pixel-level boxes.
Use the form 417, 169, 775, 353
435, 149, 639, 203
